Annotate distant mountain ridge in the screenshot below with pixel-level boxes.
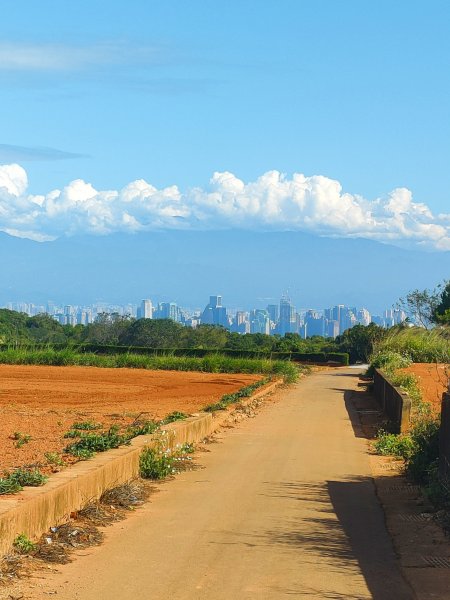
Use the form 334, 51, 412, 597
0, 230, 448, 312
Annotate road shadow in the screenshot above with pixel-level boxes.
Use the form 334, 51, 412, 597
261, 478, 413, 599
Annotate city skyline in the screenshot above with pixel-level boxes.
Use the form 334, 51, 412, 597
2, 293, 407, 340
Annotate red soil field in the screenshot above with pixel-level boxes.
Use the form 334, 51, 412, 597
401, 363, 449, 413
0, 365, 261, 475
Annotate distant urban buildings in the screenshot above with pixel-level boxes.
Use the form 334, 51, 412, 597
2, 294, 408, 337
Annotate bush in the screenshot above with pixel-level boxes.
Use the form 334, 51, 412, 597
373, 431, 415, 459
13, 533, 36, 554
406, 418, 440, 483
139, 447, 174, 480
65, 425, 130, 456
10, 468, 48, 487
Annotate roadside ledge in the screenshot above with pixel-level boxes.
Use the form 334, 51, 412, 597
0, 379, 281, 557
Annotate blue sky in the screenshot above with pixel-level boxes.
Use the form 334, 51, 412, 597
0, 1, 449, 250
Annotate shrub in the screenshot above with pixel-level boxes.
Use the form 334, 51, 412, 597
373, 431, 415, 459
139, 447, 174, 480
10, 468, 48, 487
13, 533, 36, 554
0, 476, 23, 495
160, 411, 188, 425
65, 425, 130, 456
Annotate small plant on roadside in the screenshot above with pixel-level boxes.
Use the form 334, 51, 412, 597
10, 468, 48, 487
139, 447, 175, 480
64, 429, 81, 438
71, 420, 102, 431
126, 419, 159, 438
13, 533, 36, 555
44, 452, 65, 467
11, 432, 32, 448
373, 430, 415, 459
65, 425, 130, 457
0, 475, 23, 495
69, 447, 95, 460
180, 442, 195, 454
160, 411, 188, 425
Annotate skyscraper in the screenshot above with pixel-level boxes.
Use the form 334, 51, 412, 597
278, 296, 296, 335
201, 295, 229, 328
137, 299, 153, 319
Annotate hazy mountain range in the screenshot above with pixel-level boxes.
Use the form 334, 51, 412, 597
0, 230, 448, 312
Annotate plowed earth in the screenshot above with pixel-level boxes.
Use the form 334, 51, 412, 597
401, 362, 449, 412
0, 365, 261, 475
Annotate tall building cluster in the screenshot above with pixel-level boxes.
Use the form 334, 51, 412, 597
3, 295, 407, 338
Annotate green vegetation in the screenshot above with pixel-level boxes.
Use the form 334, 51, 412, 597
0, 468, 48, 495
204, 377, 272, 412
12, 431, 32, 448
0, 346, 302, 381
44, 452, 65, 467
139, 447, 175, 480
368, 285, 449, 517
139, 438, 195, 480
71, 420, 102, 431
373, 430, 415, 458
0, 475, 23, 495
9, 468, 48, 487
371, 327, 449, 364
64, 425, 130, 456
160, 411, 188, 425
13, 533, 37, 555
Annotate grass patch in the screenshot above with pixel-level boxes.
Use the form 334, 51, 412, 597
0, 347, 302, 382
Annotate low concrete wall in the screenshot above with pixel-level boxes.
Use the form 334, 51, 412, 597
0, 379, 281, 557
439, 390, 450, 481
373, 369, 411, 433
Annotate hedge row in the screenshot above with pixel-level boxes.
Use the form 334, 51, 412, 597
0, 344, 349, 365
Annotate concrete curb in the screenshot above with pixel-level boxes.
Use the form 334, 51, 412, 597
0, 379, 282, 556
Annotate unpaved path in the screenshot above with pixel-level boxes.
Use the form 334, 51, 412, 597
26, 369, 413, 599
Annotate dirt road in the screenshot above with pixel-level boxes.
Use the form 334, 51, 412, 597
28, 369, 413, 599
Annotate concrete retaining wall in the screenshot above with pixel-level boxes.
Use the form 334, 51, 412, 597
373, 369, 411, 433
0, 379, 280, 557
439, 390, 450, 481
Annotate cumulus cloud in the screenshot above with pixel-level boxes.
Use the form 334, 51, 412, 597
0, 163, 449, 251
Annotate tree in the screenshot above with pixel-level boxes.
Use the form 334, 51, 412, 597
433, 281, 450, 325
336, 323, 386, 363
83, 312, 134, 345
119, 318, 185, 348
397, 288, 440, 329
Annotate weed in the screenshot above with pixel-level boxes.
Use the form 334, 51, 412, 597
160, 411, 188, 425
63, 429, 81, 438
44, 452, 65, 467
10, 468, 48, 487
180, 442, 195, 454
0, 476, 23, 495
71, 420, 102, 431
139, 447, 174, 480
65, 425, 130, 456
13, 534, 36, 555
69, 447, 95, 460
373, 430, 415, 459
204, 377, 270, 412
12, 432, 32, 448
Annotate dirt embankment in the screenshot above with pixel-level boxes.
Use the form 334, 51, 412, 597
401, 363, 449, 412
0, 364, 261, 474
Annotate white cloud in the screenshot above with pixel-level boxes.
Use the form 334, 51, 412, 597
0, 163, 449, 251
0, 42, 161, 72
